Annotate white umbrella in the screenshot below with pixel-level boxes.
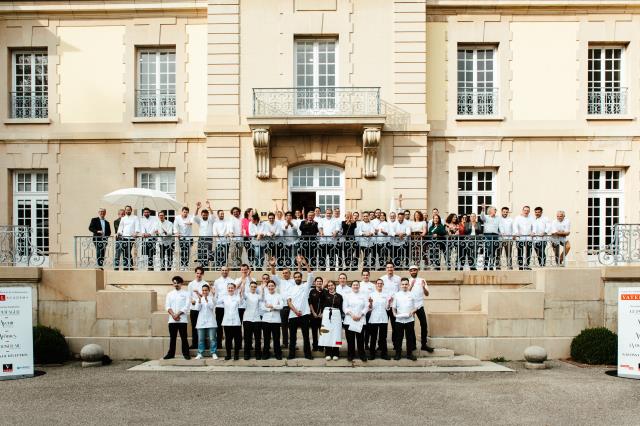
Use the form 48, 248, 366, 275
102, 187, 183, 211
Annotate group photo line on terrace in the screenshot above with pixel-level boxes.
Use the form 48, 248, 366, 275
78, 198, 571, 272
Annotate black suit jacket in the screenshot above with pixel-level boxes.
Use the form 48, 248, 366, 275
89, 217, 111, 237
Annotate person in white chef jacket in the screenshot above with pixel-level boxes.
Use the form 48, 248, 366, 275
286, 255, 315, 360
187, 266, 207, 350
242, 280, 263, 360
408, 265, 434, 353
269, 258, 295, 348
380, 262, 401, 352
342, 281, 370, 362
194, 283, 218, 360
221, 281, 244, 360
163, 276, 191, 360
368, 278, 391, 360
213, 266, 236, 350
392, 277, 418, 361
260, 279, 284, 360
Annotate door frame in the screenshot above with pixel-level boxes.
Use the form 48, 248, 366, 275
288, 164, 345, 216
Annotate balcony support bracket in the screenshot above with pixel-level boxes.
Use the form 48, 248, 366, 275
362, 126, 381, 178
252, 128, 271, 179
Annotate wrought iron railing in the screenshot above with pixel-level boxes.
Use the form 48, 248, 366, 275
252, 87, 381, 117
598, 224, 640, 265
74, 234, 563, 271
457, 87, 499, 116
9, 92, 48, 119
0, 226, 47, 266
588, 88, 628, 115
135, 89, 176, 118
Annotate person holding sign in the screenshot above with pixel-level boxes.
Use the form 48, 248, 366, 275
287, 255, 314, 360
392, 277, 418, 361
342, 281, 370, 362
319, 280, 344, 360
163, 276, 191, 360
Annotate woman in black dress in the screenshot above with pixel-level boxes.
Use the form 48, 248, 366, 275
320, 280, 344, 360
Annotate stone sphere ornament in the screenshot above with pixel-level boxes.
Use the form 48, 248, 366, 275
524, 345, 548, 370
80, 343, 104, 367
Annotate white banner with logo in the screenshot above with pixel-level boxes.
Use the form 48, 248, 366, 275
618, 287, 640, 380
0, 287, 34, 380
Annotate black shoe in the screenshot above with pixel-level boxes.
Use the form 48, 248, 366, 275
262, 353, 271, 360
163, 354, 174, 360
255, 353, 262, 360
394, 353, 402, 361
189, 345, 197, 350
234, 355, 240, 360
287, 354, 295, 360
368, 353, 375, 361
183, 355, 191, 360
360, 356, 368, 363
421, 345, 434, 353
244, 355, 250, 360
407, 354, 417, 361
312, 346, 320, 352
381, 354, 391, 360
348, 356, 354, 362
225, 355, 232, 360
305, 354, 314, 360
275, 355, 283, 360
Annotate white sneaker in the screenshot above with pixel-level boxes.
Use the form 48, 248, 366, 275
325, 356, 331, 361
332, 356, 339, 361
195, 354, 203, 360
211, 354, 218, 360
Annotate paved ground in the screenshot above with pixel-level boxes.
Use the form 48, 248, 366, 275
1, 361, 639, 425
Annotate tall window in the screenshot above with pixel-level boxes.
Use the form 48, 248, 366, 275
588, 169, 623, 251
457, 169, 495, 215
137, 170, 176, 221
588, 47, 626, 115
13, 171, 49, 256
457, 47, 497, 116
289, 165, 344, 213
11, 51, 48, 119
295, 40, 337, 112
136, 49, 176, 118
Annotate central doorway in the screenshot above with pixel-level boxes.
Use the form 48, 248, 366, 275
288, 164, 344, 215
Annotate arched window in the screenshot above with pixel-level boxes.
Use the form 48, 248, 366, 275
289, 164, 344, 214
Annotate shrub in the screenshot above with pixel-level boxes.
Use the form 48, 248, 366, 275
570, 327, 617, 365
33, 325, 70, 364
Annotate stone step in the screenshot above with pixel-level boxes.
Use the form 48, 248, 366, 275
187, 347, 454, 358
158, 354, 481, 368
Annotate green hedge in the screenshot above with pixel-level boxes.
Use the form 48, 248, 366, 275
570, 327, 617, 365
33, 325, 70, 364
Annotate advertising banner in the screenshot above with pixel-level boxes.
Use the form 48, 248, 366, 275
618, 288, 640, 380
0, 287, 34, 380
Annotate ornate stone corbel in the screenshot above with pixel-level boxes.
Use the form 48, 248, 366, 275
252, 128, 270, 179
362, 127, 381, 178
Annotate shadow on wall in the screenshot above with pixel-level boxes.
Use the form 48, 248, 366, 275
381, 100, 410, 131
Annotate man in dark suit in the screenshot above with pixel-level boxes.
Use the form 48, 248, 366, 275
88, 208, 111, 268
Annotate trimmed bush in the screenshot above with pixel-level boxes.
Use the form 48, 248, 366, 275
570, 327, 617, 365
33, 325, 70, 364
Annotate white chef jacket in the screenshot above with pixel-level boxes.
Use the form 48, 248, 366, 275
533, 216, 551, 236
249, 222, 266, 247
187, 279, 208, 311
235, 276, 256, 309
221, 294, 242, 326
195, 295, 217, 328
214, 276, 236, 307
154, 219, 174, 245
551, 218, 571, 243
287, 272, 314, 319
117, 214, 140, 237
173, 215, 194, 237
390, 220, 411, 246
356, 221, 376, 247
498, 216, 513, 238
369, 290, 391, 324
261, 292, 284, 323
318, 217, 336, 244
243, 292, 263, 322
342, 291, 369, 326
213, 220, 232, 243
165, 289, 190, 324
272, 275, 295, 299
513, 215, 535, 240
393, 291, 416, 324
381, 274, 401, 295
193, 216, 215, 237
359, 281, 375, 298
336, 284, 352, 297
376, 220, 391, 244
281, 221, 300, 246
139, 216, 157, 235
409, 277, 428, 309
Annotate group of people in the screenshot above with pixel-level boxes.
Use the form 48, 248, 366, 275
89, 201, 571, 272
163, 258, 433, 362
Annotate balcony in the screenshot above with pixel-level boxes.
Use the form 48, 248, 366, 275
9, 92, 48, 119
587, 88, 628, 116
135, 89, 176, 119
457, 87, 499, 118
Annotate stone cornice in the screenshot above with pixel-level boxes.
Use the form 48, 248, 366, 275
0, 0, 206, 16
427, 0, 640, 13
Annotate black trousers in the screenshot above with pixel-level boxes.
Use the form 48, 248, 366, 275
392, 243, 409, 268
243, 321, 262, 358
288, 314, 311, 357
310, 316, 322, 350
325, 346, 340, 358
375, 243, 389, 269
369, 322, 388, 356
415, 307, 428, 348
143, 239, 156, 270
262, 322, 282, 358
93, 237, 107, 268
346, 329, 366, 360
341, 240, 359, 271
534, 240, 547, 267
394, 321, 416, 356
280, 307, 290, 346
517, 241, 533, 269
189, 310, 199, 347
215, 307, 224, 348
167, 322, 189, 357
215, 243, 229, 268
318, 244, 336, 270
223, 325, 241, 358
159, 243, 174, 271
122, 237, 134, 270
387, 309, 398, 350
197, 238, 213, 270
178, 237, 192, 269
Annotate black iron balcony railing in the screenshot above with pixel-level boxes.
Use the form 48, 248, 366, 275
0, 225, 47, 266
252, 87, 381, 117
9, 91, 48, 119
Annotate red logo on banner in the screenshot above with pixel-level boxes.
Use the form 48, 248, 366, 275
0, 294, 6, 301
621, 294, 640, 300
2, 364, 13, 373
